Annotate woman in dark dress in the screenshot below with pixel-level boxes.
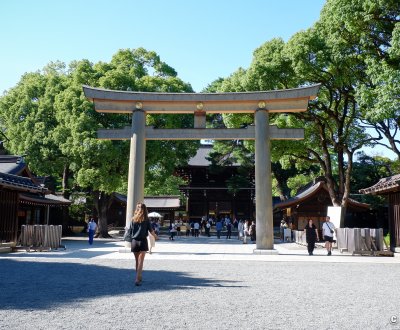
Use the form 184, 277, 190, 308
304, 219, 320, 255
129, 203, 157, 286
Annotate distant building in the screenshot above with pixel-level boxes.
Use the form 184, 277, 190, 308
0, 155, 70, 244
274, 177, 370, 231
108, 193, 182, 226
361, 174, 400, 251
176, 145, 255, 221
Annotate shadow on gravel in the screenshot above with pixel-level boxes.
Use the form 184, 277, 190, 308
0, 259, 245, 310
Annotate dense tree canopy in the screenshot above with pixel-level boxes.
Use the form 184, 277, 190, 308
320, 0, 400, 158
204, 0, 399, 226
1, 1, 399, 232
0, 48, 198, 236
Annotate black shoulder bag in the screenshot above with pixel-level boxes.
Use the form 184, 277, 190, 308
326, 222, 334, 234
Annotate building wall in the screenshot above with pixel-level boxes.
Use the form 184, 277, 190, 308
388, 192, 400, 248
0, 189, 18, 242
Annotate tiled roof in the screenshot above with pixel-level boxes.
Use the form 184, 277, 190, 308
19, 193, 71, 206
113, 193, 181, 209
360, 174, 400, 195
0, 172, 46, 193
275, 181, 369, 210
187, 145, 241, 167
0, 155, 26, 175
188, 145, 213, 166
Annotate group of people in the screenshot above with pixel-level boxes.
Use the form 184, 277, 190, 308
303, 216, 336, 256
93, 205, 338, 286
237, 219, 256, 243
167, 216, 256, 242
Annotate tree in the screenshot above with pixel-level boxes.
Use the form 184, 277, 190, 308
0, 48, 198, 237
320, 0, 400, 159
208, 26, 376, 226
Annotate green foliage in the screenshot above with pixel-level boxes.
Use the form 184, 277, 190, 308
320, 0, 400, 158
351, 152, 395, 193
144, 171, 186, 196
0, 48, 198, 199
287, 174, 315, 196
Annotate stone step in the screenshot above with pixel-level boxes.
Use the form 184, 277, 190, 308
0, 247, 12, 253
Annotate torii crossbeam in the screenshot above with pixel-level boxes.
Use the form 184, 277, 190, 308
83, 84, 320, 252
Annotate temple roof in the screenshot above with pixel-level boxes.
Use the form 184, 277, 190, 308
20, 193, 71, 206
0, 155, 27, 175
185, 144, 242, 167
360, 174, 400, 195
113, 193, 181, 209
188, 145, 213, 167
0, 172, 47, 193
274, 180, 369, 210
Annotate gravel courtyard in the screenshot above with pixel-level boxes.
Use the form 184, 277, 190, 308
1, 237, 399, 330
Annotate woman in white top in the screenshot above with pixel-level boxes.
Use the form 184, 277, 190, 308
243, 220, 251, 244
238, 220, 244, 240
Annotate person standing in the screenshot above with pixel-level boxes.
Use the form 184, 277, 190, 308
226, 222, 232, 239
303, 219, 319, 255
250, 220, 256, 243
215, 219, 223, 239
128, 202, 157, 286
280, 219, 288, 242
322, 216, 335, 256
185, 222, 191, 236
169, 221, 176, 241
243, 220, 250, 244
205, 221, 211, 237
238, 220, 244, 240
87, 218, 97, 245
194, 221, 200, 237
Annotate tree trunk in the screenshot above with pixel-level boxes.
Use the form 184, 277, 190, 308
62, 164, 70, 199
92, 191, 113, 238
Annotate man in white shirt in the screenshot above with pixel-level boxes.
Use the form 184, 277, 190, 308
322, 216, 335, 255
87, 218, 97, 245
194, 222, 200, 237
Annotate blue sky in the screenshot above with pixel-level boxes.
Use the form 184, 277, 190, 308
0, 0, 326, 93
0, 0, 397, 159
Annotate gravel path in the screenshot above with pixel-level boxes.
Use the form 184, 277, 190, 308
1, 239, 399, 329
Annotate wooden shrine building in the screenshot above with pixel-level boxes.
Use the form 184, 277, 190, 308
274, 177, 370, 231
177, 144, 254, 222
0, 155, 71, 244
361, 174, 400, 252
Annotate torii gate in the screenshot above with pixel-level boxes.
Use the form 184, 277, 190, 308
83, 84, 320, 252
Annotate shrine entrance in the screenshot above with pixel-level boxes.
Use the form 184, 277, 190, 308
83, 84, 319, 251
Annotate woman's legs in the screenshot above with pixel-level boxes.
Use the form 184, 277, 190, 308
134, 252, 140, 271
307, 240, 315, 255
135, 251, 146, 284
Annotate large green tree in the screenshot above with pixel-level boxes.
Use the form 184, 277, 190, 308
210, 28, 375, 226
320, 0, 400, 159
0, 48, 198, 237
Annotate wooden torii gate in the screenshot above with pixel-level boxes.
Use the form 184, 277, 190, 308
83, 84, 320, 252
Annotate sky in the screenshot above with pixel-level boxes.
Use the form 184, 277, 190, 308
0, 0, 397, 159
0, 0, 326, 93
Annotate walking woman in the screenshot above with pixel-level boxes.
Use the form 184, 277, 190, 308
303, 219, 319, 255
129, 202, 157, 286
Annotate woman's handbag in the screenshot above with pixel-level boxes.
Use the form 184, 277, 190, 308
124, 224, 141, 251
123, 225, 133, 242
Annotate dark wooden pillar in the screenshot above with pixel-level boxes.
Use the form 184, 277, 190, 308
388, 192, 400, 250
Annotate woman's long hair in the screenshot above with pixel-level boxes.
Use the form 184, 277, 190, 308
132, 203, 149, 223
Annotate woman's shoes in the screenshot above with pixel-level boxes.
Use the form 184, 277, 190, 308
135, 277, 142, 286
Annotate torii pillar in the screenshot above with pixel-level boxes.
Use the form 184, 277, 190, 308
83, 84, 320, 252
255, 107, 274, 250
125, 108, 146, 222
